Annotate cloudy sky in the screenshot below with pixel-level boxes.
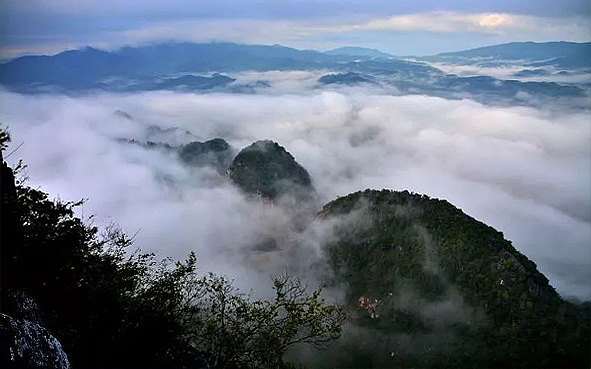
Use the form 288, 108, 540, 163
1, 0, 590, 58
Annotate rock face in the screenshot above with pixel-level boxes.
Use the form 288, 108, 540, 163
314, 189, 590, 369
227, 140, 313, 201
1, 314, 71, 369
178, 138, 235, 172
1, 292, 71, 369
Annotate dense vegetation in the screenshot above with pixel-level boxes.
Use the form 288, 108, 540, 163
316, 189, 590, 368
0, 130, 344, 369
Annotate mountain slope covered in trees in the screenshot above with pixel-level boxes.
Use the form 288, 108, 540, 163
312, 189, 590, 368
228, 140, 314, 201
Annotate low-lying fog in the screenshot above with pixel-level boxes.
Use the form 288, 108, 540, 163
2, 74, 589, 301
425, 61, 591, 84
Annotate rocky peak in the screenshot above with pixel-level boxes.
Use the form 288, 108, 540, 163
178, 138, 235, 173
227, 140, 313, 201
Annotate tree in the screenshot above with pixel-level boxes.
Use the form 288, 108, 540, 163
0, 125, 10, 151
191, 273, 346, 369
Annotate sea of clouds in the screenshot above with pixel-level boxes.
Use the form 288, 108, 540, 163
1, 73, 589, 300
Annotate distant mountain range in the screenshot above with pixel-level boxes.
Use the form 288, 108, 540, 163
0, 41, 588, 108
420, 41, 591, 69
0, 43, 359, 92
325, 46, 394, 59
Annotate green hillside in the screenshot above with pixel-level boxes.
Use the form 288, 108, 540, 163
315, 189, 590, 368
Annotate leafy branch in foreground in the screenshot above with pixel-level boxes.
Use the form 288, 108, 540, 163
192, 273, 346, 369
0, 124, 10, 150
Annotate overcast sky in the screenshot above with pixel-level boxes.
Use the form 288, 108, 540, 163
1, 0, 590, 58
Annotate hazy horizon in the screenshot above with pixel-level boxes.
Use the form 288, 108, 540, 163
2, 39, 591, 61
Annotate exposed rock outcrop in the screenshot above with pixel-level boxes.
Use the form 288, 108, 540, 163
1, 313, 71, 369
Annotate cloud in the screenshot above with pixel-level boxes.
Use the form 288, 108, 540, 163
362, 11, 591, 39
3, 0, 589, 20
2, 8, 590, 58
423, 62, 591, 80
364, 12, 520, 33
112, 13, 591, 49
1, 78, 589, 301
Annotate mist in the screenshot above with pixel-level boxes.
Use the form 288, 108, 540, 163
426, 61, 591, 83
1, 77, 589, 301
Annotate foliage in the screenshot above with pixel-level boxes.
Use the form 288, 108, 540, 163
4, 182, 201, 367
191, 273, 345, 369
0, 125, 10, 151
178, 138, 234, 173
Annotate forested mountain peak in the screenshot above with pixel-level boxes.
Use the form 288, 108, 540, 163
227, 140, 313, 200
313, 189, 589, 368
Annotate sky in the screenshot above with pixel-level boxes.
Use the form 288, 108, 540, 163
1, 0, 590, 58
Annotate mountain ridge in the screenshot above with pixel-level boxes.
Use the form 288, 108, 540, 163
419, 41, 591, 70
0, 41, 587, 109
427, 41, 591, 58
325, 46, 394, 59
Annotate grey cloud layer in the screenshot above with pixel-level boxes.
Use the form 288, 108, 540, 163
1, 82, 589, 300
2, 0, 590, 58
4, 0, 588, 19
